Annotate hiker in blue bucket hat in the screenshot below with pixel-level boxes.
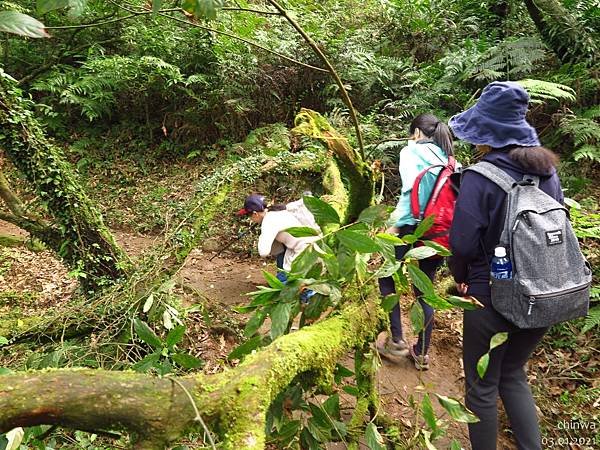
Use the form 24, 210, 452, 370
448, 81, 564, 450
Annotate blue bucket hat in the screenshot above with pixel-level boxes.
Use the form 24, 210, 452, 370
237, 194, 266, 216
449, 81, 541, 148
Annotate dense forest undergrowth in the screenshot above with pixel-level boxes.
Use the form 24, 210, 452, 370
0, 0, 599, 449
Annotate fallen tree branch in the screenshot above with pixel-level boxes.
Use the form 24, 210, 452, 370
0, 298, 384, 449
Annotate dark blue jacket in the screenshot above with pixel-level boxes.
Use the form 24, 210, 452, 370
449, 151, 563, 299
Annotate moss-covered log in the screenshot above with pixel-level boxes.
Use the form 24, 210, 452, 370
0, 72, 131, 291
0, 298, 384, 449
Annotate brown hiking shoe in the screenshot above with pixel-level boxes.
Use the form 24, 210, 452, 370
377, 337, 409, 358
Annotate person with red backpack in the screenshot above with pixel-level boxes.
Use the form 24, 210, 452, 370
377, 113, 456, 370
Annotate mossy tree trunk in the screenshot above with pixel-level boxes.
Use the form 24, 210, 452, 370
0, 73, 132, 292
0, 299, 383, 449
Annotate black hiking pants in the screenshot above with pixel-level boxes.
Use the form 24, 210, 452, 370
464, 296, 547, 450
378, 225, 442, 355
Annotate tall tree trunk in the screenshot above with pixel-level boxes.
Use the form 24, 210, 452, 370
523, 0, 597, 64
0, 72, 132, 292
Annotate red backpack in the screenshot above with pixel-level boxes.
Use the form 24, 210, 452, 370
410, 156, 459, 249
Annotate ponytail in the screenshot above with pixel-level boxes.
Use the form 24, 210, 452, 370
267, 203, 286, 211
409, 113, 454, 156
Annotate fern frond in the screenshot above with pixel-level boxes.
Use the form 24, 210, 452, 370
516, 79, 576, 103
582, 305, 600, 333
572, 145, 600, 162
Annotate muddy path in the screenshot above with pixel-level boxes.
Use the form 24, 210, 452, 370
0, 221, 478, 447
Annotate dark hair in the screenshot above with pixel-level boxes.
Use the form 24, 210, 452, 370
267, 203, 287, 211
409, 113, 454, 156
508, 146, 559, 172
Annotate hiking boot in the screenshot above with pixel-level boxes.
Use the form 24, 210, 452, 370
409, 345, 430, 370
377, 337, 409, 358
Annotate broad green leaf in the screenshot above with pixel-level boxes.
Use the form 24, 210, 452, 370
0, 336, 8, 346
422, 429, 438, 450
285, 226, 320, 237
300, 427, 321, 450
132, 352, 160, 372
166, 325, 186, 347
435, 395, 479, 423
414, 215, 436, 238
375, 232, 406, 245
273, 420, 300, 446
410, 301, 424, 334
564, 197, 581, 209
403, 234, 418, 244
404, 246, 438, 260
67, 0, 85, 17
152, 0, 162, 13
358, 204, 392, 226
422, 294, 453, 310
263, 270, 285, 289
270, 302, 292, 340
342, 385, 360, 396
376, 260, 402, 278
181, 0, 224, 20
337, 230, 380, 253
303, 195, 341, 227
334, 363, 354, 382
421, 393, 438, 431
365, 422, 385, 450
406, 264, 435, 296
37, 0, 69, 15
291, 247, 318, 277
162, 309, 174, 330
171, 352, 204, 369
381, 294, 399, 312
322, 252, 340, 279
477, 353, 490, 379
337, 247, 356, 280
423, 240, 452, 256
307, 282, 332, 296
447, 295, 484, 310
244, 307, 269, 337
228, 335, 263, 360
0, 11, 49, 38
4, 427, 24, 450
322, 394, 341, 419
133, 318, 162, 350
489, 332, 508, 350
0, 367, 13, 375
355, 252, 370, 281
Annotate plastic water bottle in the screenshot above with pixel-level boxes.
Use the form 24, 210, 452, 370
490, 246, 512, 279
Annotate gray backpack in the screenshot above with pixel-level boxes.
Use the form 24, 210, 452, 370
467, 162, 591, 328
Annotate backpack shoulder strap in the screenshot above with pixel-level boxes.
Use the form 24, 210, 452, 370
465, 161, 515, 193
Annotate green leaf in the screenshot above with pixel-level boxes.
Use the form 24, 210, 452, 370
381, 294, 399, 312
303, 195, 341, 227
171, 352, 204, 369
0, 367, 13, 375
290, 247, 318, 277
0, 11, 49, 38
285, 226, 320, 237
300, 427, 321, 449
37, 0, 69, 15
376, 260, 403, 278
337, 230, 381, 253
270, 302, 292, 340
228, 335, 263, 360
414, 215, 436, 238
132, 352, 160, 372
435, 395, 479, 423
181, 0, 224, 20
375, 232, 406, 245
342, 385, 360, 396
273, 420, 300, 446
422, 429, 438, 450
410, 301, 424, 334
263, 270, 285, 289
406, 264, 435, 296
489, 332, 508, 350
142, 293, 154, 313
244, 307, 269, 337
403, 234, 418, 244
422, 294, 453, 310
450, 440, 463, 450
358, 204, 392, 226
0, 336, 8, 346
66, 0, 86, 17
477, 353, 490, 379
322, 394, 341, 419
447, 295, 484, 310
133, 319, 162, 350
422, 240, 452, 256
152, 0, 162, 13
364, 422, 385, 450
334, 363, 354, 383
404, 246, 438, 260
421, 393, 438, 431
166, 325, 185, 347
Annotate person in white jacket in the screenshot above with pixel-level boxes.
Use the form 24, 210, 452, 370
237, 195, 319, 301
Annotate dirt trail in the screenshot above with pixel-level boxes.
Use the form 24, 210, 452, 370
1, 222, 475, 447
